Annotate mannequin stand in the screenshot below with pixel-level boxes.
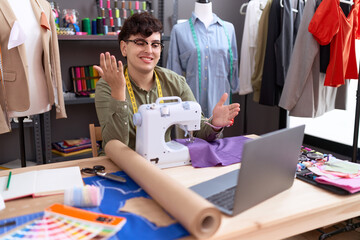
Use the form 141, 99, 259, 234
18, 117, 27, 168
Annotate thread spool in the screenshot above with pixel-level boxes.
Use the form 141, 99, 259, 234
92, 19, 97, 34
142, 1, 146, 11
135, 1, 139, 10
121, 0, 125, 9
96, 17, 103, 35
82, 18, 91, 35
64, 185, 103, 207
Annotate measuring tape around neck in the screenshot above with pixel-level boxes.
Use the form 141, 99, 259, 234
189, 18, 233, 103
125, 68, 163, 114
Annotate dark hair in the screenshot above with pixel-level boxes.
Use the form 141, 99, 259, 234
118, 12, 163, 44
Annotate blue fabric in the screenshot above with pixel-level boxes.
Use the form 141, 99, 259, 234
0, 173, 188, 240
167, 12, 239, 117
83, 172, 189, 240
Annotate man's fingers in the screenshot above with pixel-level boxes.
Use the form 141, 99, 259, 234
93, 65, 104, 76
216, 93, 228, 107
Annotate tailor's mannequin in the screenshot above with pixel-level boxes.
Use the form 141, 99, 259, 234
7, 0, 51, 118
194, 0, 213, 29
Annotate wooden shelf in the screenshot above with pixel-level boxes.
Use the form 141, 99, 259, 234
64, 97, 95, 105
57, 35, 118, 41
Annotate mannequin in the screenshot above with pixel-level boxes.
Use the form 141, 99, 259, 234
194, 0, 213, 29
7, 0, 51, 117
0, 0, 67, 166
167, 0, 239, 117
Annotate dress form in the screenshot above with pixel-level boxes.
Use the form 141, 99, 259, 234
194, 0, 213, 28
6, 0, 51, 167
7, 0, 51, 118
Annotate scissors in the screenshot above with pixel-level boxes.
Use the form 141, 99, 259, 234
81, 165, 126, 183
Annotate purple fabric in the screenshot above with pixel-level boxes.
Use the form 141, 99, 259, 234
175, 136, 250, 168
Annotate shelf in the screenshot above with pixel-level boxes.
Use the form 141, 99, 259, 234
50, 152, 93, 163
58, 35, 118, 41
64, 97, 95, 105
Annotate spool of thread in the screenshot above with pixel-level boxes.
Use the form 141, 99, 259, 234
135, 1, 139, 10
109, 8, 113, 18
104, 25, 108, 35
122, 9, 127, 19
142, 1, 146, 11
109, 17, 114, 27
114, 0, 118, 8
107, 0, 111, 8
128, 1, 132, 9
64, 185, 103, 207
116, 17, 121, 27
92, 19, 97, 35
82, 18, 91, 35
115, 8, 120, 18
121, 0, 125, 9
96, 17, 103, 35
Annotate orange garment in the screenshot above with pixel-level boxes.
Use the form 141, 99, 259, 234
308, 0, 359, 87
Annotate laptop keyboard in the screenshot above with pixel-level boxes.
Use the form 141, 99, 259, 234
206, 186, 236, 211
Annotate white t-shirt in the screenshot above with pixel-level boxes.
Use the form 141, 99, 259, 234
7, 0, 51, 118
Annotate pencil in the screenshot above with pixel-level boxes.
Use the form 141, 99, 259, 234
6, 171, 12, 190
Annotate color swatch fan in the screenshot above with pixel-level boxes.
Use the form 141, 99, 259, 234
0, 203, 126, 240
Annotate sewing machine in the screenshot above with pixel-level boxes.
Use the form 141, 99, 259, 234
133, 96, 201, 169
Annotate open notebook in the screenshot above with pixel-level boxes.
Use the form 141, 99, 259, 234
0, 166, 84, 201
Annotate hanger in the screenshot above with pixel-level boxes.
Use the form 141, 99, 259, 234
240, 1, 266, 15
239, 2, 248, 15
340, 0, 354, 5
280, 0, 298, 13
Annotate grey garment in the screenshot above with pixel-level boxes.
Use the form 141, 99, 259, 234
95, 66, 222, 152
278, 0, 347, 118
259, 0, 304, 106
276, 0, 304, 88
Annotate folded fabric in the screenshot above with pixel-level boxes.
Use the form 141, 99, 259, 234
315, 176, 360, 193
175, 136, 250, 168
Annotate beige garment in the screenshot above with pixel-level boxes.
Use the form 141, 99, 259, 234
251, 0, 273, 103
0, 0, 66, 134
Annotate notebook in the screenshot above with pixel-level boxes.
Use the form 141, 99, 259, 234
190, 125, 305, 216
0, 166, 84, 201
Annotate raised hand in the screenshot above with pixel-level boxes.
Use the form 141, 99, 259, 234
211, 93, 240, 128
93, 52, 126, 101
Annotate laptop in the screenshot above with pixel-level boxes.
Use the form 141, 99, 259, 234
190, 125, 305, 216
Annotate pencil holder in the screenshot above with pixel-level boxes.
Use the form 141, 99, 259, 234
64, 185, 103, 207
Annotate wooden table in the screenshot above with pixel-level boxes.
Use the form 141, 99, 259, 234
1, 156, 360, 240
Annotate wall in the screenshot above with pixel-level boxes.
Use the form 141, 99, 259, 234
161, 0, 281, 137
0, 0, 282, 164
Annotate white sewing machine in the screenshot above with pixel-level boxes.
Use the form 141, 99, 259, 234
133, 96, 201, 169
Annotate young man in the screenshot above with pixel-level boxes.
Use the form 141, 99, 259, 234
94, 12, 240, 152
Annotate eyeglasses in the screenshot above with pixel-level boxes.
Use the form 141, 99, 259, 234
125, 39, 164, 51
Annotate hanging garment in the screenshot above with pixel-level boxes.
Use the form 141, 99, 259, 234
278, 0, 348, 117
259, 0, 305, 106
167, 13, 239, 118
317, 1, 352, 73
238, 0, 267, 95
251, 0, 273, 102
308, 0, 359, 87
0, 0, 66, 134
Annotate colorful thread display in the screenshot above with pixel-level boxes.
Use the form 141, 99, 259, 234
70, 65, 100, 96
64, 185, 103, 207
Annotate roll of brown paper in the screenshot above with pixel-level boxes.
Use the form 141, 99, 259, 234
105, 140, 222, 239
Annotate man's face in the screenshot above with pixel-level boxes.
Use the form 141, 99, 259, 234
120, 32, 162, 75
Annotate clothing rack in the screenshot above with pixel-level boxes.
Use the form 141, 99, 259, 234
351, 72, 360, 163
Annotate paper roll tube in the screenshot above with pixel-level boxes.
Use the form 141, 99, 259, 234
105, 140, 222, 239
